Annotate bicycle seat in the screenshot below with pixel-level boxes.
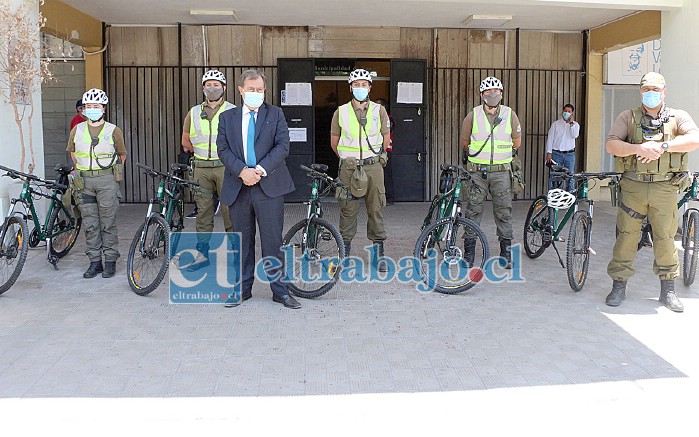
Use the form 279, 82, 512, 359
440, 164, 459, 172
171, 163, 189, 174
54, 164, 74, 175
311, 163, 329, 173
550, 164, 569, 174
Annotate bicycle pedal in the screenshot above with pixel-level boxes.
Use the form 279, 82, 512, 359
556, 237, 566, 242
320, 231, 332, 241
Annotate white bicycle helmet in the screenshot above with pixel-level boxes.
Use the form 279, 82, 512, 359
547, 188, 576, 210
82, 88, 108, 105
480, 76, 504, 93
202, 69, 226, 85
348, 68, 373, 84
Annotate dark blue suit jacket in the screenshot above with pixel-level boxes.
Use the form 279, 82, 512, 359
217, 103, 295, 205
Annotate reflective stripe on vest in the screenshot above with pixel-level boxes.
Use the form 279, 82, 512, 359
73, 122, 116, 171
614, 106, 686, 174
190, 101, 234, 160
337, 101, 383, 159
468, 105, 513, 165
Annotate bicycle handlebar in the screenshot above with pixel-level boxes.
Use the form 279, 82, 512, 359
136, 162, 199, 187
0, 164, 67, 192
550, 166, 621, 181
0, 164, 41, 182
300, 164, 346, 188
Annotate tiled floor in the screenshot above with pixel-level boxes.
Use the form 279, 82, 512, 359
1, 200, 698, 433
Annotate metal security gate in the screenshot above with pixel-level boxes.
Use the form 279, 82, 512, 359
105, 65, 277, 203
429, 68, 584, 200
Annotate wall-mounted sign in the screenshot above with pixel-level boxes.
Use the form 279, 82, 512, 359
606, 39, 661, 85
281, 83, 312, 106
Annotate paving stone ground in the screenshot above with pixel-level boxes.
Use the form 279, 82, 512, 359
1, 199, 698, 434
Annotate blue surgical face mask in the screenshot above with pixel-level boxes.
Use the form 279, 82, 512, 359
642, 90, 663, 108
352, 88, 369, 101
562, 112, 571, 121
84, 108, 104, 122
243, 91, 264, 108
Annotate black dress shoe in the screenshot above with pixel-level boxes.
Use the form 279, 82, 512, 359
273, 294, 301, 309
224, 291, 251, 308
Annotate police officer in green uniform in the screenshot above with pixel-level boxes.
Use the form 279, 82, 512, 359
181, 69, 234, 269
606, 72, 699, 312
461, 76, 522, 269
67, 88, 126, 278
330, 68, 391, 271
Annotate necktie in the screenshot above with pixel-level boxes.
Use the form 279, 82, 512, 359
246, 110, 256, 167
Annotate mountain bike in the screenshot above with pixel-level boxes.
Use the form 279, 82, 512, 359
523, 165, 621, 291
281, 164, 346, 299
0, 164, 82, 293
628, 171, 699, 285
126, 162, 199, 295
414, 164, 489, 294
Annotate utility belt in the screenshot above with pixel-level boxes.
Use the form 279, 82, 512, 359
466, 162, 509, 173
80, 168, 114, 178
192, 158, 223, 168
341, 155, 381, 166
622, 172, 674, 183
553, 149, 575, 154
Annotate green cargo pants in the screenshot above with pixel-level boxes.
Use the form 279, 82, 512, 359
193, 163, 233, 249
463, 170, 513, 241
78, 173, 120, 262
608, 177, 680, 281
338, 160, 387, 242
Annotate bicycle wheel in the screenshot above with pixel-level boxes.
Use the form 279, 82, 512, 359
523, 196, 551, 258
414, 216, 489, 294
282, 217, 344, 299
47, 205, 82, 258
0, 216, 30, 294
127, 215, 170, 296
683, 210, 699, 286
566, 210, 592, 292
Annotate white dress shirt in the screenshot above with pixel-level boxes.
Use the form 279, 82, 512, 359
241, 105, 266, 176
545, 118, 580, 154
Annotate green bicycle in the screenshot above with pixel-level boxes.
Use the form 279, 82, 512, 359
126, 162, 199, 295
282, 164, 346, 299
414, 164, 490, 294
629, 171, 699, 285
523, 165, 621, 291
0, 164, 82, 293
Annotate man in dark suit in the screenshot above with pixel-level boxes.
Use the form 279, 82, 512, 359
217, 69, 300, 309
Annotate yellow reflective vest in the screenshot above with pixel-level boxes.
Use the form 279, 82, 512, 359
468, 105, 514, 165
73, 122, 117, 171
337, 101, 383, 159
189, 101, 234, 160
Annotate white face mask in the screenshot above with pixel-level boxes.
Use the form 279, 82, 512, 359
243, 91, 264, 108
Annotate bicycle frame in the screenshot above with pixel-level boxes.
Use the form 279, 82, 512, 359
421, 170, 463, 243
678, 172, 699, 212
301, 177, 326, 251
548, 176, 594, 240
9, 177, 77, 265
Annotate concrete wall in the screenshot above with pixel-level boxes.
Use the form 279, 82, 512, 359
662, 2, 699, 170
41, 61, 85, 179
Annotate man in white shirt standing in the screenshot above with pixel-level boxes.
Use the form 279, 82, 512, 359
545, 103, 580, 191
